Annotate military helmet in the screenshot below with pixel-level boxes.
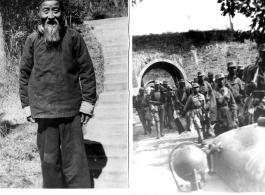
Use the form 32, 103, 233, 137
238, 64, 245, 70
179, 79, 185, 83
173, 145, 207, 182
227, 61, 236, 68
192, 82, 200, 88
208, 71, 214, 76
215, 73, 225, 80
197, 71, 205, 77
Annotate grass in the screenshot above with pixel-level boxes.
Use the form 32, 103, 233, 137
0, 123, 42, 188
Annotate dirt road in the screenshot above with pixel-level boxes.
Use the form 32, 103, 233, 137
131, 112, 233, 194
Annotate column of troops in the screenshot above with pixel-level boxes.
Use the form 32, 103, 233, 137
134, 44, 265, 143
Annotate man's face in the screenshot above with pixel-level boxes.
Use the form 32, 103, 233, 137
198, 76, 204, 82
217, 78, 224, 88
139, 90, 144, 96
193, 87, 199, 94
237, 69, 243, 78
180, 82, 185, 88
208, 75, 213, 81
229, 67, 237, 76
39, 1, 63, 43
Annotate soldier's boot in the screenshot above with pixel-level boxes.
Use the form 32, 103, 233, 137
197, 128, 206, 145
147, 121, 152, 134
142, 119, 148, 135
156, 122, 161, 139
160, 121, 164, 137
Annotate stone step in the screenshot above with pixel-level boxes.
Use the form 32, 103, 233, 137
105, 55, 128, 64
102, 44, 128, 52
84, 137, 127, 154
104, 49, 128, 58
98, 90, 128, 104
90, 28, 128, 37
98, 38, 128, 47
93, 103, 127, 117
102, 156, 127, 172
104, 81, 127, 91
105, 62, 128, 73
95, 33, 128, 42
85, 116, 127, 124
87, 23, 128, 31
84, 133, 127, 146
84, 17, 128, 26
85, 123, 127, 135
94, 170, 128, 188
105, 71, 127, 83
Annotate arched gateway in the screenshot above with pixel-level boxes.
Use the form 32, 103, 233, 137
137, 59, 187, 87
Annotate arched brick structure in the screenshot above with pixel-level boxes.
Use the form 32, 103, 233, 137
137, 59, 187, 87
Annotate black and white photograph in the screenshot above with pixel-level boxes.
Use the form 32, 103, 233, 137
132, 0, 265, 193
0, 0, 128, 189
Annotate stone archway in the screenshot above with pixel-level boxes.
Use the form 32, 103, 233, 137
137, 59, 187, 87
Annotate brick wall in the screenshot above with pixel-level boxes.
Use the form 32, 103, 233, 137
133, 40, 258, 87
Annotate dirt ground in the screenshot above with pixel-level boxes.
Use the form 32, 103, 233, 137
131, 112, 233, 194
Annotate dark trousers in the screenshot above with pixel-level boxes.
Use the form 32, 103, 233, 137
36, 115, 91, 188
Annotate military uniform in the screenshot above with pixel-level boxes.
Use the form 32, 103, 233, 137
184, 83, 205, 143
150, 81, 166, 139
226, 62, 245, 126
207, 72, 216, 90
164, 86, 175, 129
136, 89, 151, 135
211, 73, 238, 136
198, 72, 212, 138
175, 79, 191, 111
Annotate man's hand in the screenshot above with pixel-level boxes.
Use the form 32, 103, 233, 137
27, 116, 35, 123
80, 113, 92, 124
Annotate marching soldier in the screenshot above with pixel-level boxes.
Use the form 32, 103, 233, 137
149, 80, 166, 139
162, 81, 170, 128
197, 71, 212, 138
135, 88, 152, 135
207, 71, 216, 89
175, 79, 191, 112
184, 83, 206, 144
225, 61, 245, 126
210, 73, 238, 136
243, 43, 265, 122
165, 85, 175, 129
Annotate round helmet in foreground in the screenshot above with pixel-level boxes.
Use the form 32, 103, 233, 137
173, 145, 207, 182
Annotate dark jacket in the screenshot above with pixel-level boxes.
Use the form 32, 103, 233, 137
19, 26, 96, 118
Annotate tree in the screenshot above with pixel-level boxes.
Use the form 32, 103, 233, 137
218, 0, 265, 44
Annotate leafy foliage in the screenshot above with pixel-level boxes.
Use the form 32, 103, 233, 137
218, 0, 265, 44
0, 0, 128, 58
133, 30, 234, 54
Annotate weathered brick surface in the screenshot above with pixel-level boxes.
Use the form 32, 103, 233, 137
133, 40, 258, 87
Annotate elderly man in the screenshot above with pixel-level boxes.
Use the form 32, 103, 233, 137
184, 83, 206, 144
19, 0, 96, 188
210, 73, 238, 136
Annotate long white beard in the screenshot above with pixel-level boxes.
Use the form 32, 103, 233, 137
44, 19, 61, 44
